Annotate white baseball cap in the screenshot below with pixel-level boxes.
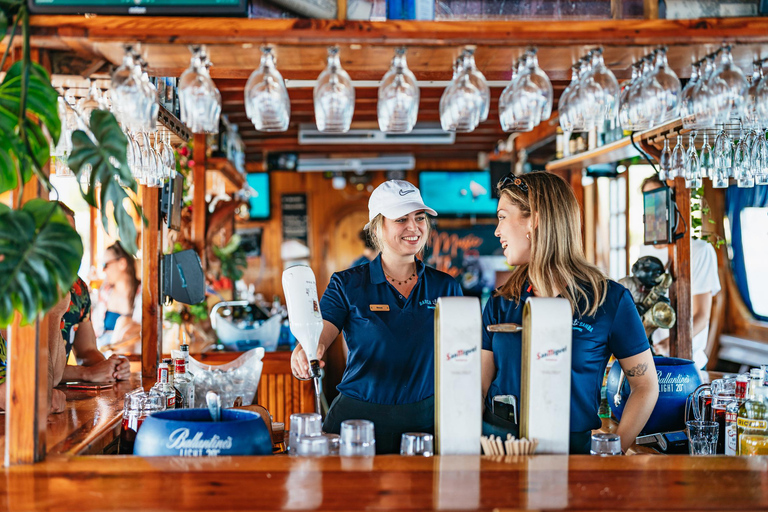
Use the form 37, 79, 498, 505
364, 180, 437, 230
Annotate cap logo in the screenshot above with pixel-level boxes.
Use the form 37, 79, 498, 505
399, 189, 416, 196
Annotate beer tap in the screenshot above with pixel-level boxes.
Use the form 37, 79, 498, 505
282, 265, 325, 417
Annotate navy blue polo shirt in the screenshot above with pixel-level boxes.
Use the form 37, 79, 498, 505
320, 254, 463, 405
482, 280, 649, 433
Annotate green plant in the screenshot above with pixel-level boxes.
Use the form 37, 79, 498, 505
212, 234, 247, 285
0, 0, 142, 326
690, 185, 725, 249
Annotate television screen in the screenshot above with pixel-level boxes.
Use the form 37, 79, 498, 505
643, 186, 674, 245
246, 173, 270, 220
419, 171, 498, 217
29, 0, 246, 16
160, 174, 183, 231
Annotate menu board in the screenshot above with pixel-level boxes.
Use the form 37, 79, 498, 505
281, 194, 308, 246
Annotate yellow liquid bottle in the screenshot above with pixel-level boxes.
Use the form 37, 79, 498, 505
738, 387, 768, 456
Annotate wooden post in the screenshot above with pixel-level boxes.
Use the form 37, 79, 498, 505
644, 0, 659, 19
569, 168, 585, 244
5, 177, 48, 465
669, 178, 692, 360
141, 185, 161, 381
191, 133, 207, 258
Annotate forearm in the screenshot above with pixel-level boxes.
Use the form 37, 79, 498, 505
615, 381, 659, 453
47, 322, 66, 387
61, 364, 91, 381
77, 348, 107, 367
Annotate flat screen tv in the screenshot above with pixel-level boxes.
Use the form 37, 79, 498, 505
29, 0, 247, 16
643, 185, 675, 245
246, 173, 270, 220
419, 171, 498, 218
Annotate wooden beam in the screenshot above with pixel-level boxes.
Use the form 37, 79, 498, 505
644, 0, 659, 20
140, 185, 161, 381
669, 178, 692, 360
192, 133, 207, 256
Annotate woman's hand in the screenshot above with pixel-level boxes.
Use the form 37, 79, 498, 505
290, 343, 326, 380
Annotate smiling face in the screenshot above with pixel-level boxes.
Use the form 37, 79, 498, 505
380, 210, 428, 258
495, 195, 533, 266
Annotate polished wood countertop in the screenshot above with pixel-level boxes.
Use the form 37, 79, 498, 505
3, 454, 767, 511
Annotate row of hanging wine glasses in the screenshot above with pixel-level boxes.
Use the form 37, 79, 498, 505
659, 127, 768, 189
126, 130, 177, 187
558, 48, 620, 133
111, 45, 159, 134
499, 48, 553, 133
619, 47, 680, 131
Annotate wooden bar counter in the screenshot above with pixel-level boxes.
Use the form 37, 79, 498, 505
2, 454, 767, 511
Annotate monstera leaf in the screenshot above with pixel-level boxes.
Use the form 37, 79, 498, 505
0, 200, 83, 327
0, 60, 61, 194
68, 109, 142, 255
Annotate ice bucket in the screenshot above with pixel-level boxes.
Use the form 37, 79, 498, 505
606, 356, 701, 434
134, 408, 273, 456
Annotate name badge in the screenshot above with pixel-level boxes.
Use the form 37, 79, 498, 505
370, 304, 390, 312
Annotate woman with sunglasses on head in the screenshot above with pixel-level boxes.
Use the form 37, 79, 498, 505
290, 180, 463, 454
482, 172, 659, 454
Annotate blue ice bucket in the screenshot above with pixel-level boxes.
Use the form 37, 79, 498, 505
606, 356, 701, 434
134, 408, 273, 457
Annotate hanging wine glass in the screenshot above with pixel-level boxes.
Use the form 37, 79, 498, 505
586, 48, 620, 125
752, 130, 768, 185
245, 46, 291, 133
618, 62, 641, 131
650, 48, 681, 124
670, 134, 686, 179
460, 48, 490, 123
314, 46, 355, 133
558, 64, 580, 132
659, 138, 672, 181
684, 132, 701, 189
111, 45, 145, 132
680, 62, 699, 129
709, 45, 748, 125
377, 47, 419, 134
690, 57, 717, 129
743, 62, 763, 130
179, 45, 221, 134
700, 132, 714, 179
78, 79, 108, 126
734, 126, 754, 188
714, 126, 733, 180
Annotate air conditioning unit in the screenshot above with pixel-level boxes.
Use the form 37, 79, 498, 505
296, 154, 416, 173
298, 122, 456, 145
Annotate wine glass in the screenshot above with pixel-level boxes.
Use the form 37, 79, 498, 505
690, 57, 717, 129
658, 138, 672, 181
709, 45, 748, 125
714, 126, 733, 180
670, 134, 686, 179
734, 129, 754, 188
685, 132, 702, 189
378, 47, 419, 134
314, 46, 355, 133
680, 62, 699, 129
245, 46, 291, 133
700, 132, 714, 179
618, 62, 641, 131
460, 48, 490, 123
559, 64, 580, 133
651, 48, 681, 123
752, 130, 768, 185
179, 45, 221, 134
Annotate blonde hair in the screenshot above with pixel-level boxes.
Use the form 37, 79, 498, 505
367, 212, 431, 257
496, 172, 607, 317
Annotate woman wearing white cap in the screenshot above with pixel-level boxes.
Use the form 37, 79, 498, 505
291, 180, 463, 453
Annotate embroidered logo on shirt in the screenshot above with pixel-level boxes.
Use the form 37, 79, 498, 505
419, 299, 437, 309
399, 189, 416, 196
370, 304, 390, 311
572, 319, 594, 333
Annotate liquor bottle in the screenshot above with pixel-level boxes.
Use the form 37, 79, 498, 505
163, 357, 174, 384
725, 374, 749, 455
151, 363, 176, 410
737, 369, 767, 455
173, 358, 194, 409
739, 387, 768, 455
180, 343, 194, 380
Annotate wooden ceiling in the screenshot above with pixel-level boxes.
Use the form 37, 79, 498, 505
21, 16, 768, 167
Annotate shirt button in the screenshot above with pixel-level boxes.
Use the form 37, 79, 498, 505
399, 295, 404, 299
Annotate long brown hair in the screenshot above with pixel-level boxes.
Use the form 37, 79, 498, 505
496, 172, 607, 317
106, 242, 140, 307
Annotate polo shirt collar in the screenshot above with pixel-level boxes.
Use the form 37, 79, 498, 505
369, 253, 424, 284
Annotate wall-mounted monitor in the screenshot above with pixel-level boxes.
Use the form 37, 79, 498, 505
246, 173, 271, 220
419, 171, 498, 218
28, 0, 247, 16
643, 186, 675, 246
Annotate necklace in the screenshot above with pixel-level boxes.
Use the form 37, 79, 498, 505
384, 264, 417, 286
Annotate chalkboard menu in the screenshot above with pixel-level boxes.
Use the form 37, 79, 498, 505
281, 194, 308, 246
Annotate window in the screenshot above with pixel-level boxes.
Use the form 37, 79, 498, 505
740, 207, 768, 318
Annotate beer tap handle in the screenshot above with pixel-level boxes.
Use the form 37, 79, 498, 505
485, 323, 523, 333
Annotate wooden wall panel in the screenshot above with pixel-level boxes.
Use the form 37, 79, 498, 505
255, 353, 314, 430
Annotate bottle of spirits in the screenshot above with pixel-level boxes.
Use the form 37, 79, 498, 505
725, 374, 749, 455
163, 357, 174, 384
737, 369, 767, 455
151, 363, 176, 410
173, 358, 194, 409
739, 387, 768, 455
180, 343, 194, 380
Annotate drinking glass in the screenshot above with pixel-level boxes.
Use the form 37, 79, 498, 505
680, 63, 700, 129
700, 133, 714, 179
314, 46, 355, 133
651, 48, 681, 123
686, 420, 718, 455
752, 130, 768, 185
78, 79, 108, 126
245, 46, 291, 133
339, 419, 375, 456
400, 432, 434, 456
378, 47, 419, 134
744, 63, 763, 130
586, 48, 619, 124
658, 138, 672, 181
590, 433, 621, 456
690, 57, 717, 129
179, 45, 221, 134
714, 127, 733, 179
323, 433, 340, 455
735, 135, 755, 188
460, 48, 490, 123
670, 134, 686, 179
505, 49, 552, 131
289, 412, 323, 455
558, 64, 580, 132
685, 133, 702, 189
527, 48, 554, 123
440, 57, 481, 133
294, 434, 330, 456
709, 45, 748, 125
111, 45, 147, 132
618, 62, 641, 131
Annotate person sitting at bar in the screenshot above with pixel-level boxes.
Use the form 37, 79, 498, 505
290, 180, 463, 454
481, 172, 659, 454
54, 203, 130, 384
639, 174, 721, 369
92, 242, 142, 352
349, 227, 379, 268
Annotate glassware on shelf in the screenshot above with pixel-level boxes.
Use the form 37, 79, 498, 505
752, 130, 768, 185
670, 134, 686, 179
651, 48, 681, 124
558, 64, 580, 133
734, 129, 755, 188
377, 47, 420, 134
111, 45, 153, 133
713, 126, 733, 184
700, 132, 714, 179
314, 46, 355, 133
743, 63, 763, 130
709, 45, 748, 125
680, 63, 700, 130
690, 57, 717, 129
461, 47, 490, 123
658, 138, 672, 181
684, 132, 702, 189
179, 45, 221, 134
245, 46, 291, 133
586, 48, 620, 126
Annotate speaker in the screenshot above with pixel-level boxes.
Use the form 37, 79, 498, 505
489, 160, 512, 198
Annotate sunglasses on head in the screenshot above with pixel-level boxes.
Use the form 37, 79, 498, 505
497, 173, 529, 194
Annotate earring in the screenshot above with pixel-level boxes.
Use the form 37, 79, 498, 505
526, 233, 530, 240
